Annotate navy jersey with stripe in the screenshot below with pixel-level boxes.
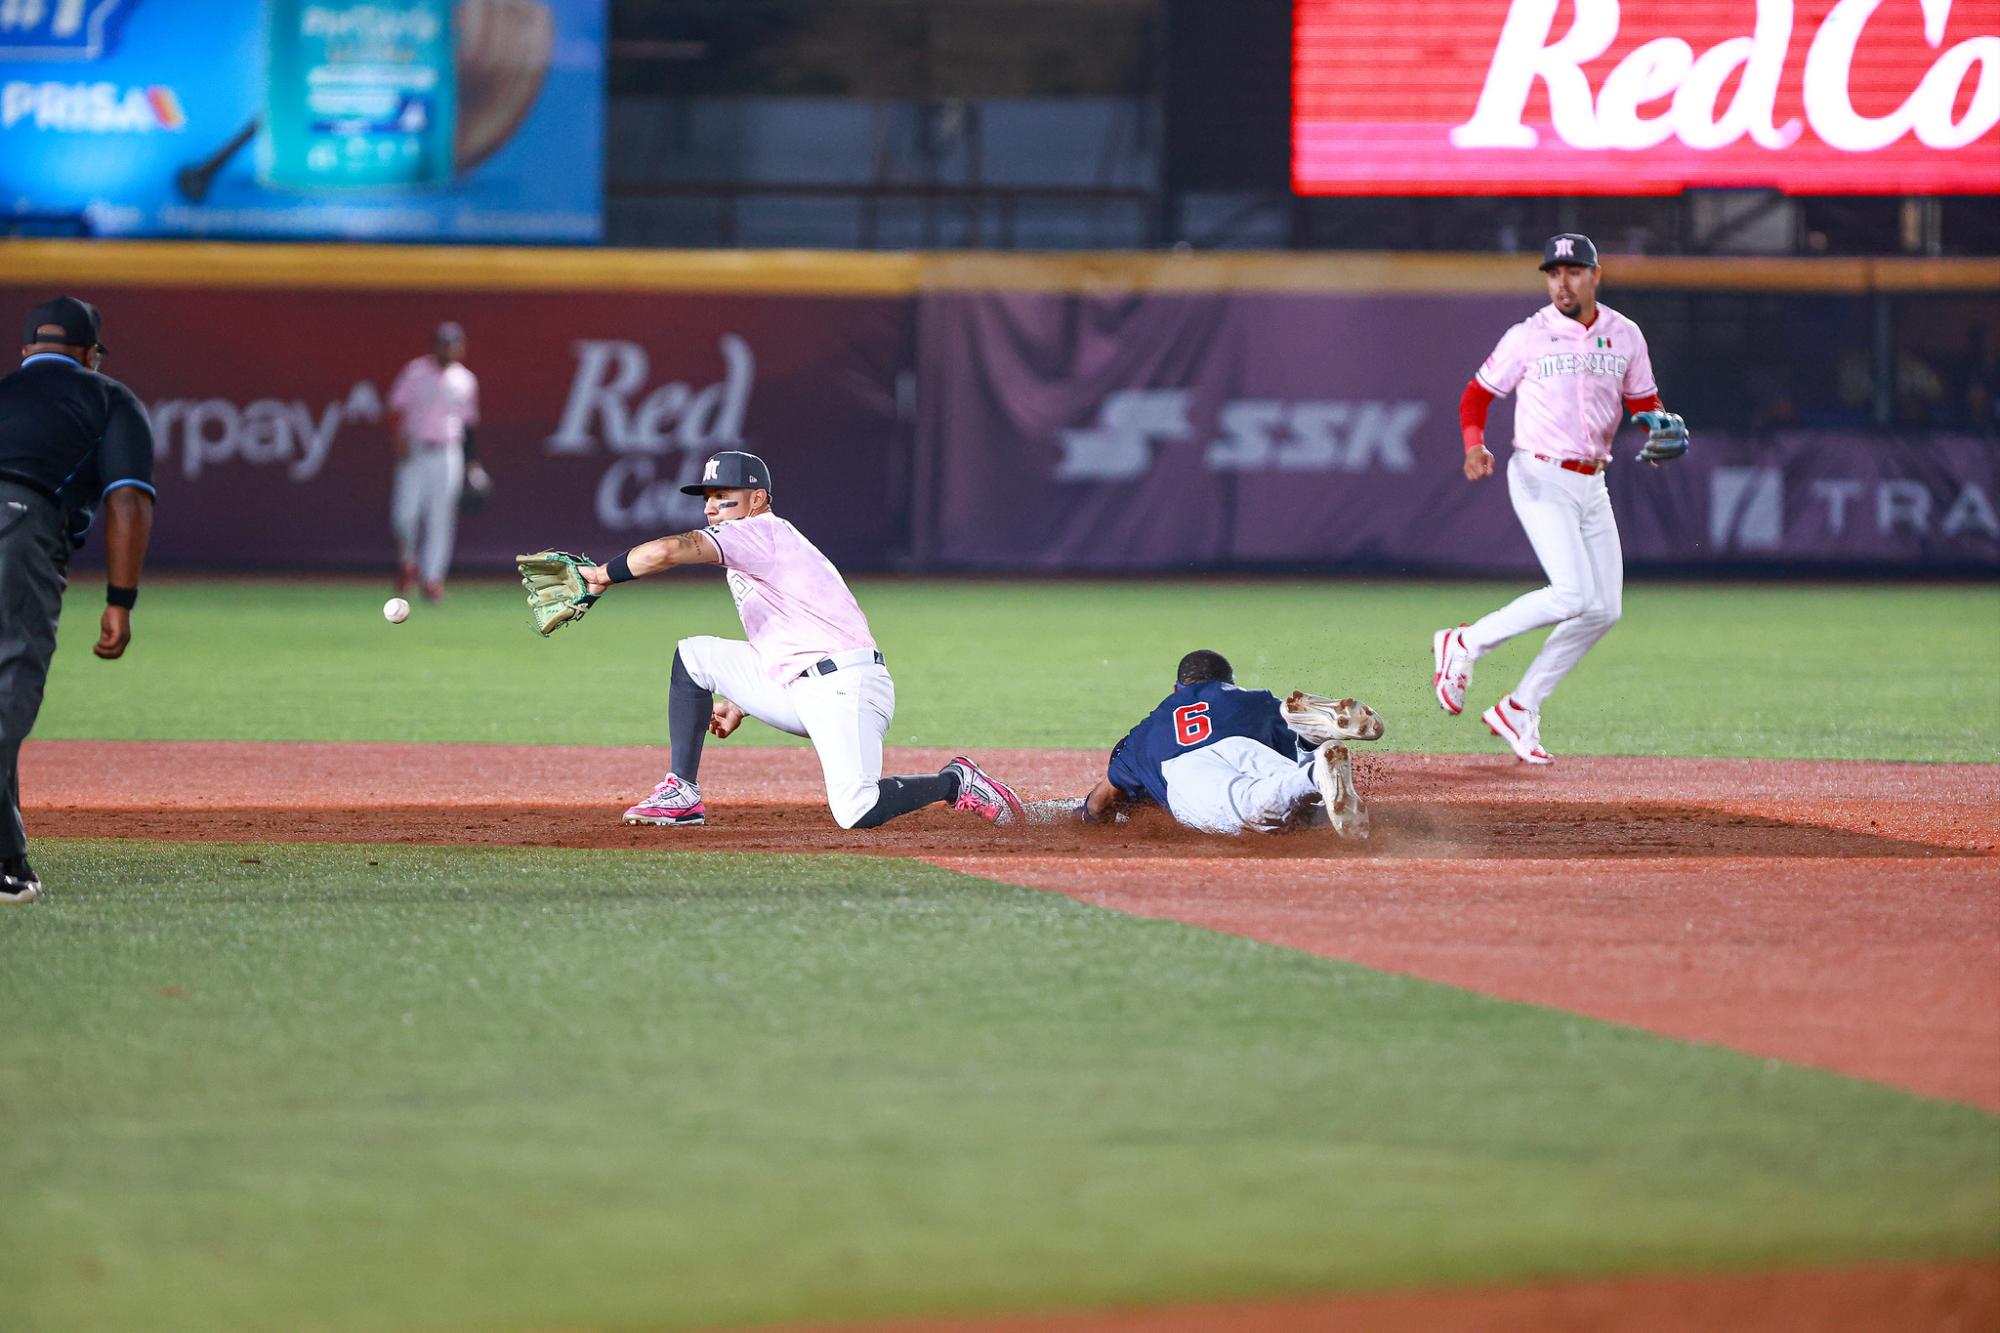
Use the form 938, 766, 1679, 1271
0, 354, 156, 544
1106, 680, 1303, 809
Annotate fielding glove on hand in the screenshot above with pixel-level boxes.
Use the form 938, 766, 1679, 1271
515, 550, 599, 636
1634, 410, 1690, 463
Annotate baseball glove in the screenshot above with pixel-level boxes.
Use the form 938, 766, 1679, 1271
515, 550, 598, 636
1634, 410, 1690, 463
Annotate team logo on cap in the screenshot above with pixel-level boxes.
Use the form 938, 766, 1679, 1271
702, 457, 721, 481
1552, 236, 1576, 258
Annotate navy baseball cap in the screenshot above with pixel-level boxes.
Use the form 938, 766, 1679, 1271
681, 450, 772, 495
23, 295, 106, 352
434, 321, 465, 343
1540, 233, 1599, 270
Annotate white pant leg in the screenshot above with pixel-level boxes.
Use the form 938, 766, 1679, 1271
788, 664, 895, 829
390, 456, 425, 564
676, 637, 807, 737
1462, 455, 1596, 658
418, 446, 463, 587
1515, 477, 1623, 710
1162, 737, 1318, 835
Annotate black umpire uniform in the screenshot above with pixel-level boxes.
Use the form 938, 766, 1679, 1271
0, 297, 157, 903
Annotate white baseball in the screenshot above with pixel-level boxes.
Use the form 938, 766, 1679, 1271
383, 597, 411, 624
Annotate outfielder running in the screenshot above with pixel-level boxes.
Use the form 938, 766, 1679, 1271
566, 450, 1024, 829
1077, 650, 1383, 839
1433, 233, 1687, 764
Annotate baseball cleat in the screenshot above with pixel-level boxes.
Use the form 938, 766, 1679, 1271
1483, 695, 1554, 765
623, 774, 706, 825
1311, 742, 1368, 841
1432, 626, 1473, 716
943, 755, 1026, 825
1, 855, 41, 904
1283, 691, 1385, 744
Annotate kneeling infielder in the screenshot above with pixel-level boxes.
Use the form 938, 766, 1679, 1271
569, 450, 1024, 828
1433, 233, 1688, 764
1077, 650, 1383, 839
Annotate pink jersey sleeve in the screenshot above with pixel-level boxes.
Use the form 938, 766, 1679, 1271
387, 358, 419, 413
1474, 322, 1528, 396
705, 513, 778, 575
464, 370, 480, 425
1620, 322, 1658, 398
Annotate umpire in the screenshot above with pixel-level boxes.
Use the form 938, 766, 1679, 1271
0, 297, 157, 904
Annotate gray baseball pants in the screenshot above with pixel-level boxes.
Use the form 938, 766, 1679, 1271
0, 480, 67, 858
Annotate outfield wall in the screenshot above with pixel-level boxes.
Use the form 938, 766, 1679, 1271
2, 242, 1994, 574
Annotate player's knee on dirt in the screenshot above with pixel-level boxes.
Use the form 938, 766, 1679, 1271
828, 779, 884, 830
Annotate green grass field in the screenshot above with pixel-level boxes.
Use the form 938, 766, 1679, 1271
5, 843, 1995, 1332
5, 576, 1998, 1331
34, 576, 2000, 759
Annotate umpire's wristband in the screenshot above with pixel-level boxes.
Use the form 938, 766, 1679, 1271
607, 552, 636, 584
107, 584, 138, 609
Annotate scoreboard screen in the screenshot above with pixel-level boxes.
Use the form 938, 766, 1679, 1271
1293, 0, 2000, 195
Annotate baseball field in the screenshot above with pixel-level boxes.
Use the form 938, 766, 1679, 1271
4, 575, 1997, 1332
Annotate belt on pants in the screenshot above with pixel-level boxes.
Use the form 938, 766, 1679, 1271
1529, 453, 1606, 475
798, 649, 884, 680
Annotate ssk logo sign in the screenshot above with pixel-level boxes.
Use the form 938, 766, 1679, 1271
1057, 390, 1426, 482
1295, 0, 1999, 195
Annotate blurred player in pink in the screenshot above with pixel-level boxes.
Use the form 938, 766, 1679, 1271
1433, 233, 1689, 764
387, 322, 487, 602
579, 450, 1024, 829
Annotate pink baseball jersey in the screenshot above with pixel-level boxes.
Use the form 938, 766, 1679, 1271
705, 512, 879, 682
388, 355, 479, 448
1473, 303, 1656, 463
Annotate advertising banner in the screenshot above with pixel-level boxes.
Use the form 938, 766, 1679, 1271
0, 0, 604, 240
0, 285, 910, 571
917, 290, 2000, 571
1294, 0, 2000, 195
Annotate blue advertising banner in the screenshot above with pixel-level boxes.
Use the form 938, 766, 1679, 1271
0, 0, 603, 241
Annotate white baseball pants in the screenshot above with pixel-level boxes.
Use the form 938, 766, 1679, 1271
391, 444, 463, 587
1162, 736, 1317, 835
676, 636, 894, 829
1462, 453, 1624, 711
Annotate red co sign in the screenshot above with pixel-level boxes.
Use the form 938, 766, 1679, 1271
1294, 0, 2000, 194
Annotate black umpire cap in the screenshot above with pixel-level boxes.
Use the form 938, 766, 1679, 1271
23, 295, 107, 352
1539, 233, 1599, 270
681, 449, 772, 495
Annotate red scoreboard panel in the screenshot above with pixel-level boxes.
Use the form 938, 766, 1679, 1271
1294, 0, 2000, 195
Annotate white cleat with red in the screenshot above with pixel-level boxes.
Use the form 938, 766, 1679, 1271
1482, 695, 1553, 765
1432, 626, 1472, 716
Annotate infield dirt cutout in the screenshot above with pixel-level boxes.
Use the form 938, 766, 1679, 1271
24, 740, 2000, 1331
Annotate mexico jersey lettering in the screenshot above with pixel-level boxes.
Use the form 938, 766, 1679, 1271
704, 512, 878, 682
1474, 303, 1656, 463
1106, 680, 1303, 809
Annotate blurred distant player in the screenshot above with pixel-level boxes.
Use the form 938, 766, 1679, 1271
1434, 233, 1688, 764
1080, 650, 1381, 839
388, 321, 486, 602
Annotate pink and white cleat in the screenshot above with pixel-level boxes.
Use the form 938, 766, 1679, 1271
624, 773, 706, 825
943, 756, 1025, 825
1432, 625, 1472, 716
1482, 695, 1554, 765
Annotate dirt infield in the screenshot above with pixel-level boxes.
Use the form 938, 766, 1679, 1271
24, 740, 2000, 1109
23, 739, 1999, 1330
802, 1259, 2000, 1333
